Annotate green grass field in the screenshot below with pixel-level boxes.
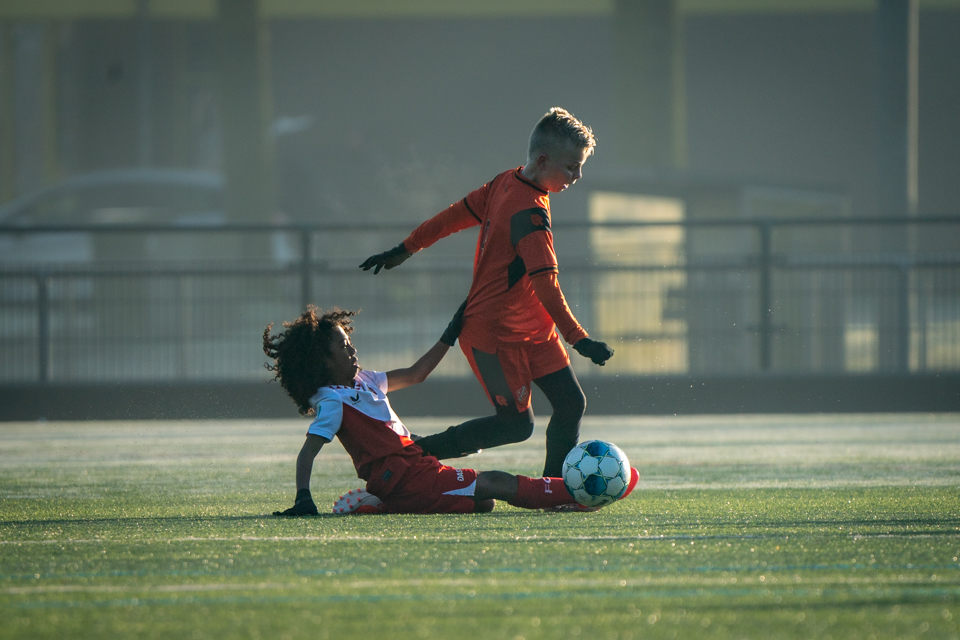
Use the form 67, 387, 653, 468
2, 414, 959, 639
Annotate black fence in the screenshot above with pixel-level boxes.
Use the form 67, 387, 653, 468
1, 217, 958, 390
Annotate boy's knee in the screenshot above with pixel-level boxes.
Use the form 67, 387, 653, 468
498, 410, 535, 442
556, 388, 586, 418
574, 389, 587, 415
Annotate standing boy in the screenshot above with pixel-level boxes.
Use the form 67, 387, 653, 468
263, 306, 636, 516
360, 108, 613, 477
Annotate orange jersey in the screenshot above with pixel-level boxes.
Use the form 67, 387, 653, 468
404, 168, 587, 351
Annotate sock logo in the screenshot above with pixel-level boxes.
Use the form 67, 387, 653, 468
544, 477, 552, 494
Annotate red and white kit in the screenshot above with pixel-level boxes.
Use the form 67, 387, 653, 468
306, 370, 480, 514
306, 370, 584, 513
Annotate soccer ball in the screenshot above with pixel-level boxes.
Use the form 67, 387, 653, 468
562, 440, 630, 507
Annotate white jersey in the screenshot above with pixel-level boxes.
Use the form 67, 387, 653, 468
306, 370, 416, 480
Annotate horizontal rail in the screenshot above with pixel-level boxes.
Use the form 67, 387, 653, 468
2, 217, 958, 383
1, 215, 959, 235
2, 257, 958, 279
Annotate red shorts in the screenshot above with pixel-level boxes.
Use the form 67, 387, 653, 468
460, 330, 571, 412
372, 454, 479, 514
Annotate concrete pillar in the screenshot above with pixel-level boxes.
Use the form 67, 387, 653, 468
215, 0, 275, 229
875, 0, 918, 372
0, 23, 14, 202
41, 22, 58, 185
611, 0, 685, 169
876, 0, 918, 218
136, 0, 153, 167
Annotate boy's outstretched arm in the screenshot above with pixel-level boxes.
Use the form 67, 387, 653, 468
386, 299, 466, 392
359, 200, 480, 274
273, 434, 327, 516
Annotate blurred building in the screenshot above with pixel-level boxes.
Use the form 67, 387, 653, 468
1, 1, 958, 417
0, 0, 957, 224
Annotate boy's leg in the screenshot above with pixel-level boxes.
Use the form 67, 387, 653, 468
533, 365, 587, 478
416, 406, 534, 460
475, 470, 577, 510
416, 343, 535, 460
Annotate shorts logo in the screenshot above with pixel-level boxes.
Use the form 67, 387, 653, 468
544, 477, 553, 494
495, 395, 510, 407
456, 469, 465, 483
516, 386, 528, 403
531, 213, 544, 227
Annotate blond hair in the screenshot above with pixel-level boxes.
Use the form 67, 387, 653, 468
528, 107, 596, 160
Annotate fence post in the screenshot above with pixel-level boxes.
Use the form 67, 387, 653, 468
37, 274, 50, 382
300, 228, 312, 311
898, 260, 911, 372
178, 275, 193, 379
758, 222, 773, 371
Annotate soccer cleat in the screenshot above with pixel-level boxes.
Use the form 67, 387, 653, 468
332, 488, 385, 515
620, 467, 640, 500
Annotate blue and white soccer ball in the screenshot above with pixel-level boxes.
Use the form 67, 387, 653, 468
562, 440, 631, 507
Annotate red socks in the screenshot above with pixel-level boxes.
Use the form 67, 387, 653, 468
508, 475, 575, 509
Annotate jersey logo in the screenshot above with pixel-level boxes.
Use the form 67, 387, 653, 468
350, 392, 361, 404
478, 220, 492, 260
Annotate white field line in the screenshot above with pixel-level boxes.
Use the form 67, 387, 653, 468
0, 535, 761, 545
4, 582, 294, 595
2, 531, 955, 546
637, 478, 960, 489
4, 573, 956, 597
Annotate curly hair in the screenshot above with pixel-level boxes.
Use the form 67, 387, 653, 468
528, 107, 596, 160
263, 306, 357, 415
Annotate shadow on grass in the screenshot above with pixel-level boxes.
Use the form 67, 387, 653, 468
644, 515, 960, 529
6, 512, 959, 542
1, 509, 547, 529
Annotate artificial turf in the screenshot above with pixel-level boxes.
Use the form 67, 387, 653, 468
1, 414, 958, 639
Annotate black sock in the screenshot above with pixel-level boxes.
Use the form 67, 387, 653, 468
418, 413, 534, 460
416, 426, 468, 460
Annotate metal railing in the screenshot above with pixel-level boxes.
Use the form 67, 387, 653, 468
1, 217, 958, 383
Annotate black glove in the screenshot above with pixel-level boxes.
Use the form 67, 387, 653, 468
359, 242, 412, 274
439, 299, 468, 346
573, 337, 614, 366
273, 488, 319, 516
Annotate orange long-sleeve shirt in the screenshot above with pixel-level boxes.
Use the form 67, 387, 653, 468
403, 168, 588, 352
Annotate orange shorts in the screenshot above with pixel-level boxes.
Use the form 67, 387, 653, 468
460, 330, 571, 413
